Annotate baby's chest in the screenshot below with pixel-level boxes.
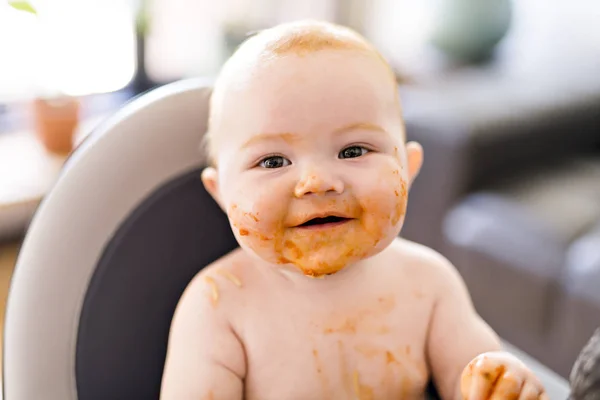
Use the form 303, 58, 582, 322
242, 296, 431, 399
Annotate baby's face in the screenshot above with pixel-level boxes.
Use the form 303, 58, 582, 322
204, 50, 421, 277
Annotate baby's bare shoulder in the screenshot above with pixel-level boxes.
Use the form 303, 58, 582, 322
380, 237, 461, 291
179, 248, 258, 311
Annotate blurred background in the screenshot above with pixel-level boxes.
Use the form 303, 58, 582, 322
0, 0, 599, 382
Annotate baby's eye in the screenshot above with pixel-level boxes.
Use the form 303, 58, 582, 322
259, 156, 291, 169
339, 146, 369, 159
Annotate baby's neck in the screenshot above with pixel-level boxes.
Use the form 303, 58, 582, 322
257, 256, 374, 292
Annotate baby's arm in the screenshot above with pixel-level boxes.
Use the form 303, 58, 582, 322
425, 254, 501, 399
425, 254, 547, 400
160, 273, 245, 400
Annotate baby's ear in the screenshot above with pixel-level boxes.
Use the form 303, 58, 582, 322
200, 167, 225, 211
406, 141, 423, 188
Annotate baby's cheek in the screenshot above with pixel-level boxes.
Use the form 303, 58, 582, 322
362, 166, 408, 229
359, 197, 393, 242
391, 176, 408, 226
228, 199, 282, 246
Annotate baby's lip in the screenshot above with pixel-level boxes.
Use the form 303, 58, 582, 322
292, 212, 354, 228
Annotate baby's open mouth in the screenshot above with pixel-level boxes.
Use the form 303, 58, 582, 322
298, 216, 351, 228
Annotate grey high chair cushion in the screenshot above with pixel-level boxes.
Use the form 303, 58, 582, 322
76, 169, 237, 399
2, 78, 569, 400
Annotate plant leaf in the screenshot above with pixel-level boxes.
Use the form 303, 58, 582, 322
7, 1, 38, 15
135, 0, 151, 35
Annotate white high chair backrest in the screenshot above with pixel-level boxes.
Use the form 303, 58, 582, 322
3, 78, 239, 399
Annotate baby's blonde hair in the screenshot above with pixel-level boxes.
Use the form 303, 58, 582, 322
203, 20, 398, 166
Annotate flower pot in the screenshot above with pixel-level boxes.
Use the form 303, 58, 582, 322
33, 96, 80, 155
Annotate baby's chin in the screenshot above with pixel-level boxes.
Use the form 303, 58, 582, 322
293, 260, 350, 278
280, 236, 394, 278
285, 249, 369, 278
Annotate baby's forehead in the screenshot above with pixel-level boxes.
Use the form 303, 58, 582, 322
213, 22, 386, 92
220, 55, 392, 121
206, 21, 399, 163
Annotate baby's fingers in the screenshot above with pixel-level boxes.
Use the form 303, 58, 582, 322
467, 372, 493, 400
489, 370, 523, 400
466, 365, 505, 400
517, 380, 541, 400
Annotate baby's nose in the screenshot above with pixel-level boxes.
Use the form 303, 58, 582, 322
294, 169, 344, 197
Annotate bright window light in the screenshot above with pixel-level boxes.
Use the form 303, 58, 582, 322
0, 0, 136, 101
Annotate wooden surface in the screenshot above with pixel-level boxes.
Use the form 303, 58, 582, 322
0, 116, 104, 207
0, 240, 20, 377
0, 116, 105, 241
0, 130, 67, 208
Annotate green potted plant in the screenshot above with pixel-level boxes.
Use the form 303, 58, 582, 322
8, 0, 81, 155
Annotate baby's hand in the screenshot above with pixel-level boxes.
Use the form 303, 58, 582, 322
460, 351, 548, 400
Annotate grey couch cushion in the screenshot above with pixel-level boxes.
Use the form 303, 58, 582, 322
443, 156, 600, 377
490, 158, 600, 244
565, 223, 600, 305
553, 223, 600, 378
443, 193, 564, 362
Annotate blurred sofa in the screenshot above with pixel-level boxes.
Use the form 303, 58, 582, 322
400, 62, 600, 378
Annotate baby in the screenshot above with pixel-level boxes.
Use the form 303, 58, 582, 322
161, 20, 548, 400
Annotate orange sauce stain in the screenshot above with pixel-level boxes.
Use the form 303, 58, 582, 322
325, 297, 394, 335
405, 345, 411, 355
303, 269, 318, 277
262, 25, 397, 88
204, 276, 219, 306
338, 341, 353, 397
487, 366, 507, 397
353, 370, 374, 400
493, 371, 521, 399
324, 318, 357, 334
355, 344, 381, 358
277, 256, 289, 264
313, 349, 321, 372
202, 390, 214, 400
360, 385, 374, 400
377, 296, 395, 313
400, 374, 413, 399
284, 240, 303, 258
375, 325, 391, 334
238, 228, 249, 236
244, 212, 259, 222
386, 351, 398, 364
391, 180, 408, 225
353, 371, 361, 398
280, 132, 300, 144
462, 358, 508, 399
216, 269, 242, 287
312, 348, 332, 398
